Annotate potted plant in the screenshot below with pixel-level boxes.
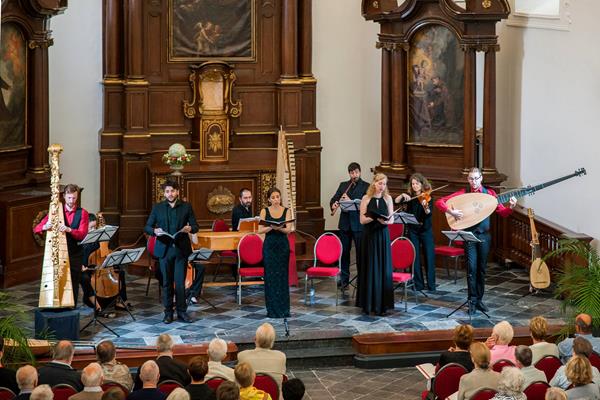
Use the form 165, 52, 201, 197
0, 291, 37, 367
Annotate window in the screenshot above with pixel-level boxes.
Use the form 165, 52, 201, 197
507, 0, 571, 30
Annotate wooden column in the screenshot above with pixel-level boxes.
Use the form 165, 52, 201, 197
390, 46, 407, 169
298, 0, 312, 78
125, 0, 144, 79
482, 47, 497, 173
281, 0, 298, 79
27, 40, 51, 175
103, 0, 123, 79
380, 45, 391, 167
463, 47, 477, 171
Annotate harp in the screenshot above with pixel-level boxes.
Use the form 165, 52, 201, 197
276, 128, 296, 223
38, 144, 74, 308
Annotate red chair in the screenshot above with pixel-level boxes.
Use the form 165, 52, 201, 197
254, 373, 280, 400
435, 239, 464, 284
492, 358, 516, 372
589, 351, 600, 370
158, 379, 183, 395
51, 384, 78, 400
237, 233, 265, 305
534, 355, 562, 381
524, 381, 550, 400
146, 235, 160, 297
388, 223, 404, 241
0, 387, 15, 400
391, 237, 418, 311
205, 377, 225, 390
101, 381, 130, 397
422, 363, 468, 400
212, 219, 238, 282
304, 233, 343, 306
471, 388, 497, 400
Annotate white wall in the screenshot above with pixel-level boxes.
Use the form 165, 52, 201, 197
48, 0, 102, 213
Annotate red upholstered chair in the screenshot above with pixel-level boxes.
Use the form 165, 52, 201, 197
146, 234, 161, 297
305, 233, 343, 306
51, 384, 78, 400
254, 373, 280, 400
492, 359, 516, 372
589, 351, 600, 370
101, 381, 130, 397
391, 237, 418, 311
212, 219, 238, 282
158, 380, 183, 395
422, 363, 468, 400
435, 239, 464, 284
388, 223, 405, 241
470, 388, 497, 400
0, 387, 15, 400
205, 378, 225, 391
534, 355, 563, 381
524, 381, 550, 400
237, 233, 265, 305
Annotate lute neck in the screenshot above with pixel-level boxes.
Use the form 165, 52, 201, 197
497, 170, 583, 204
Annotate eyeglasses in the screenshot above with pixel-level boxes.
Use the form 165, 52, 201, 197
468, 176, 482, 182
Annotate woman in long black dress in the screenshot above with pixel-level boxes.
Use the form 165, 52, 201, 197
258, 187, 293, 318
356, 173, 395, 315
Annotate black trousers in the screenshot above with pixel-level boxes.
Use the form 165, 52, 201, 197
464, 231, 491, 303
339, 229, 362, 285
159, 246, 187, 313
69, 251, 83, 307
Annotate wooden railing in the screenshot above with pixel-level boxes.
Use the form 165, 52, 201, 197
493, 206, 593, 274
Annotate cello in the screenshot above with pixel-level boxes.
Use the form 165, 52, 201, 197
88, 213, 120, 300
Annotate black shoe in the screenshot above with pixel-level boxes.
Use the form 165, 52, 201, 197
163, 312, 174, 324
177, 312, 192, 323
476, 301, 489, 312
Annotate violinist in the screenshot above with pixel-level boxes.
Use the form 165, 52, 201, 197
395, 173, 437, 293
329, 162, 369, 288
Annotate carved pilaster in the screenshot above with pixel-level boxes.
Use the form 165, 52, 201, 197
104, 0, 123, 79
281, 0, 298, 79
482, 49, 496, 172
380, 47, 391, 167
463, 47, 477, 170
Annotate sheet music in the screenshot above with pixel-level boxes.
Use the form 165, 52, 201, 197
79, 225, 118, 245
188, 248, 214, 261
237, 216, 260, 231
101, 247, 145, 268
441, 230, 482, 243
415, 363, 436, 380
339, 199, 361, 212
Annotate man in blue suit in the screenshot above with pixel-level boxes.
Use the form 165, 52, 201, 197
144, 180, 199, 323
329, 162, 369, 288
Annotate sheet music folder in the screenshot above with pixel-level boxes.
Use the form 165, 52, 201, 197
79, 225, 118, 245
441, 230, 482, 243
100, 247, 145, 268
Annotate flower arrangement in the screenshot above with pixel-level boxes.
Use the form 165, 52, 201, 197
162, 152, 194, 166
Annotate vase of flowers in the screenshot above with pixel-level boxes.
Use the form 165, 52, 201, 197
162, 143, 193, 176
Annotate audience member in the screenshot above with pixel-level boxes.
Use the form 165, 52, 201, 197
185, 357, 216, 400
550, 336, 600, 389
486, 321, 517, 365
0, 336, 19, 394
134, 335, 190, 390
101, 388, 125, 400
437, 324, 475, 372
282, 378, 305, 400
68, 362, 104, 400
557, 313, 600, 363
457, 342, 500, 400
529, 316, 560, 364
167, 388, 190, 400
15, 365, 38, 400
127, 360, 165, 400
234, 363, 271, 400
205, 339, 235, 382
30, 385, 53, 400
564, 355, 600, 399
545, 387, 567, 400
38, 340, 83, 391
491, 367, 526, 400
215, 381, 239, 400
96, 340, 133, 391
514, 345, 547, 387
237, 324, 286, 388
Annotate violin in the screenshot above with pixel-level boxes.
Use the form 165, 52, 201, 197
89, 213, 120, 299
397, 184, 448, 215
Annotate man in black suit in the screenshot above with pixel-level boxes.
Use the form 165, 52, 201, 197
329, 162, 369, 288
231, 188, 253, 231
144, 180, 199, 324
37, 340, 83, 391
133, 334, 190, 391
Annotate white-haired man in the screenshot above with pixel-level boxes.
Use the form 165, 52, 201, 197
15, 365, 37, 400
128, 360, 165, 400
205, 338, 234, 382
68, 362, 104, 400
30, 385, 53, 400
237, 323, 286, 387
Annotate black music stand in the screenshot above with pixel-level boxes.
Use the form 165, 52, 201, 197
392, 212, 420, 226
187, 248, 216, 309
442, 231, 490, 320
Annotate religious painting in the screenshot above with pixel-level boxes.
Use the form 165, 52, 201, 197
408, 25, 464, 145
0, 23, 27, 150
169, 0, 256, 62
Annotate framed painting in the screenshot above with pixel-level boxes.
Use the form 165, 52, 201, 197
169, 0, 256, 62
408, 25, 464, 145
0, 23, 27, 150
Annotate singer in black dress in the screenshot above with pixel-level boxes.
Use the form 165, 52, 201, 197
356, 173, 395, 315
258, 187, 293, 318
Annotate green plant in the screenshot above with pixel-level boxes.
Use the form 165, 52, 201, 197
0, 291, 36, 367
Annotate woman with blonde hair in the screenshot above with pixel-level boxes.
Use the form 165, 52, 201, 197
564, 355, 600, 399
356, 173, 394, 315
529, 316, 559, 364
457, 342, 500, 400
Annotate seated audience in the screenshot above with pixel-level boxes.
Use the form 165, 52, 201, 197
237, 323, 286, 388
167, 388, 190, 400
102, 388, 126, 400
529, 316, 560, 364
185, 357, 216, 400
557, 313, 600, 363
514, 345, 547, 387
491, 367, 526, 400
550, 336, 600, 389
38, 340, 83, 391
135, 334, 190, 390
30, 384, 53, 400
15, 365, 37, 400
564, 355, 600, 400
215, 381, 239, 400
205, 339, 235, 382
68, 362, 104, 400
127, 360, 165, 400
486, 321, 517, 365
457, 342, 501, 400
235, 363, 271, 400
0, 336, 19, 394
282, 378, 305, 400
438, 324, 475, 372
545, 387, 567, 400
96, 340, 133, 391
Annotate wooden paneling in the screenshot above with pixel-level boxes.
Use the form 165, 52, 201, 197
104, 88, 124, 131
123, 159, 149, 212
301, 85, 316, 128
126, 90, 147, 130
279, 89, 301, 129
237, 89, 278, 129
101, 156, 120, 211
149, 89, 188, 129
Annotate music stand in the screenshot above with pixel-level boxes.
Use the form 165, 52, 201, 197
237, 217, 260, 232
339, 199, 361, 212
442, 231, 490, 320
187, 248, 217, 309
392, 212, 420, 225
